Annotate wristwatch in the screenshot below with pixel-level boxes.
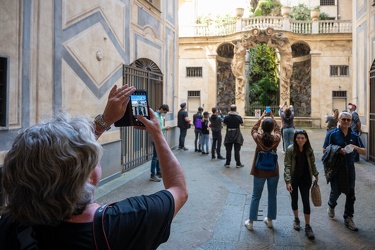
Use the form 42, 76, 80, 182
94, 114, 111, 131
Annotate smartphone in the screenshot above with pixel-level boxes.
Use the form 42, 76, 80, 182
114, 90, 150, 127
265, 106, 271, 114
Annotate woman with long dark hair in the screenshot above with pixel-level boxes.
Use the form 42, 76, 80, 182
284, 130, 319, 239
245, 110, 281, 231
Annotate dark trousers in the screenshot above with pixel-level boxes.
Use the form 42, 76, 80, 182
211, 131, 222, 157
179, 128, 187, 148
194, 129, 202, 150
328, 165, 356, 218
225, 143, 242, 166
291, 178, 312, 215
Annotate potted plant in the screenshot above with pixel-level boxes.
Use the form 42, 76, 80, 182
236, 8, 244, 18
281, 6, 291, 18
310, 6, 320, 21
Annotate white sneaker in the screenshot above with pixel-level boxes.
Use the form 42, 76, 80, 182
244, 219, 253, 231
263, 217, 273, 228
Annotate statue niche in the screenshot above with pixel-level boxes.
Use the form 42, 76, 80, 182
231, 27, 293, 105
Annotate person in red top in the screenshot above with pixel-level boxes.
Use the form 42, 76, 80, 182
245, 110, 281, 231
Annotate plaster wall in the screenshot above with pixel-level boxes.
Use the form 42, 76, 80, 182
179, 45, 217, 117
0, 0, 179, 175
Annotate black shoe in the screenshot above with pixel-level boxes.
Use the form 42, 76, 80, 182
236, 164, 244, 168
212, 155, 216, 159
293, 218, 300, 231
217, 156, 226, 160
195, 149, 198, 152
197, 149, 201, 152
305, 225, 315, 239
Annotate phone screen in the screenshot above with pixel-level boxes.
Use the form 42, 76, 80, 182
114, 89, 150, 127
266, 106, 271, 113
130, 91, 149, 122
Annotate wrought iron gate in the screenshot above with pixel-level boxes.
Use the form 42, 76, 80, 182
369, 60, 375, 164
121, 62, 163, 171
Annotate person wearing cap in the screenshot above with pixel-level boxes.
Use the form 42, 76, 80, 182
348, 103, 362, 162
177, 102, 191, 151
223, 104, 244, 168
193, 107, 204, 152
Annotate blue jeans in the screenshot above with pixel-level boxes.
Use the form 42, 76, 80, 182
150, 143, 160, 177
249, 175, 279, 221
200, 134, 209, 153
283, 127, 294, 151
179, 128, 187, 148
328, 164, 356, 218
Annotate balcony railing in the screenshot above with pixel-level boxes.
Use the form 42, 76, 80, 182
179, 17, 352, 37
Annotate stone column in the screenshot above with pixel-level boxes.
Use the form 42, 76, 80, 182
231, 41, 246, 116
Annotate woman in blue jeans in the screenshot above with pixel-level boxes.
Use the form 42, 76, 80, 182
279, 104, 295, 152
245, 110, 281, 231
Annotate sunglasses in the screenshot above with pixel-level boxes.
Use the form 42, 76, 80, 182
341, 118, 352, 122
295, 129, 307, 134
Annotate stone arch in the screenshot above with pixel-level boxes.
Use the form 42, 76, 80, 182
231, 27, 293, 115
290, 42, 312, 116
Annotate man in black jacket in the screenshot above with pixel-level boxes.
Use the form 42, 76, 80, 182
177, 102, 191, 151
210, 107, 225, 160
223, 104, 244, 168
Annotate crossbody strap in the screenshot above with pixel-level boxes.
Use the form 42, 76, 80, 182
93, 204, 111, 250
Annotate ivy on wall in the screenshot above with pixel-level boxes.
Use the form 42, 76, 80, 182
247, 43, 278, 106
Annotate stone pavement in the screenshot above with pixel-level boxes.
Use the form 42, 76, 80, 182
95, 128, 375, 250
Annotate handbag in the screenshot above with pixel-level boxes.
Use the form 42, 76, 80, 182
255, 151, 277, 171
311, 180, 322, 207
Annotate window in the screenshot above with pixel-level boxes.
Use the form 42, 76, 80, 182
145, 0, 160, 10
330, 65, 349, 76
332, 91, 347, 98
188, 91, 200, 97
0, 57, 8, 127
186, 67, 202, 77
320, 0, 335, 5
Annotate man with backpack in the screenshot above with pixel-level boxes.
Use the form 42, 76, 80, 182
193, 107, 204, 152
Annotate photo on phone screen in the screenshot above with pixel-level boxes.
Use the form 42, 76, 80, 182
114, 89, 150, 127
266, 106, 271, 114
130, 91, 149, 124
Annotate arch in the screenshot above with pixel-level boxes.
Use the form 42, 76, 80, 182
216, 43, 235, 113
290, 42, 311, 116
231, 28, 293, 114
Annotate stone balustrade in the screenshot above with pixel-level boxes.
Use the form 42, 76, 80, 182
179, 16, 352, 37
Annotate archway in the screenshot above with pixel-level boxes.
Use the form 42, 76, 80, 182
290, 42, 311, 116
231, 27, 293, 115
216, 43, 235, 114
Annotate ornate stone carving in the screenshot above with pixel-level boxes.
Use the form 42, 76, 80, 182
231, 41, 246, 100
232, 28, 293, 106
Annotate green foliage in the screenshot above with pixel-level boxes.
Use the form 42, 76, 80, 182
290, 3, 310, 20
196, 14, 236, 25
254, 0, 282, 16
319, 12, 330, 20
248, 44, 278, 106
